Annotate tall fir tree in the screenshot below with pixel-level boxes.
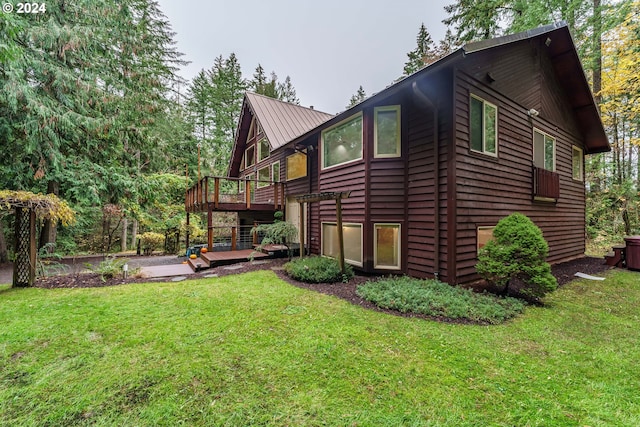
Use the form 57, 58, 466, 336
347, 86, 367, 108
403, 23, 439, 76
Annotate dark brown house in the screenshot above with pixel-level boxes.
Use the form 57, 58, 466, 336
190, 22, 609, 285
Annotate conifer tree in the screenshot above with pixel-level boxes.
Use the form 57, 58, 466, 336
347, 86, 367, 108
403, 23, 439, 76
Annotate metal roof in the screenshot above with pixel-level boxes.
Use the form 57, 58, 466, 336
245, 92, 334, 150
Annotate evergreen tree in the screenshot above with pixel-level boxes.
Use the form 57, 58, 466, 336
403, 23, 439, 76
278, 76, 300, 104
347, 85, 367, 108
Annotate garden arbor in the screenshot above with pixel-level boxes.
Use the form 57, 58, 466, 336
0, 190, 74, 287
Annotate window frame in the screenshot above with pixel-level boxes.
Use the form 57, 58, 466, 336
321, 112, 364, 170
572, 145, 584, 181
272, 161, 281, 183
245, 145, 255, 168
373, 223, 401, 270
469, 94, 498, 157
258, 138, 270, 162
257, 165, 270, 188
477, 226, 495, 255
374, 106, 401, 158
286, 151, 307, 181
533, 128, 556, 172
321, 222, 363, 267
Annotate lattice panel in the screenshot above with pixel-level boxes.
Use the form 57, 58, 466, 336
13, 208, 35, 287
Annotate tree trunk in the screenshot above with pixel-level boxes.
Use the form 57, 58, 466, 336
0, 219, 8, 263
592, 0, 602, 105
121, 217, 128, 252
131, 219, 138, 250
39, 180, 59, 252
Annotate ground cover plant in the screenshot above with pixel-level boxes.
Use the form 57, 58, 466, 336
356, 276, 525, 324
284, 256, 354, 283
1, 269, 638, 426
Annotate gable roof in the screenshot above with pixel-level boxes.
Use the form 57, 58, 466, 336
244, 92, 333, 150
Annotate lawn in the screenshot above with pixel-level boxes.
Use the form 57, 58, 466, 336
1, 269, 639, 426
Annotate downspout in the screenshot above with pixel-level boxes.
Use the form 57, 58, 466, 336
411, 82, 440, 280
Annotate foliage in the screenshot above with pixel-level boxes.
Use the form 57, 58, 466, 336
476, 213, 557, 301
139, 232, 165, 255
0, 190, 75, 226
284, 256, 354, 283
84, 256, 130, 281
357, 276, 525, 324
346, 85, 367, 108
403, 23, 439, 75
250, 64, 299, 104
252, 211, 298, 259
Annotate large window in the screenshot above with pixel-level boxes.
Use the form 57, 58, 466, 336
374, 224, 401, 269
322, 113, 363, 169
322, 223, 362, 266
245, 145, 255, 168
257, 166, 270, 188
572, 146, 583, 181
286, 152, 307, 181
374, 106, 401, 158
533, 129, 555, 171
258, 138, 270, 162
470, 95, 497, 156
272, 161, 280, 183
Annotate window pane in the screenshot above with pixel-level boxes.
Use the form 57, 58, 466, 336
544, 135, 554, 170
272, 162, 280, 182
286, 152, 307, 180
257, 166, 270, 187
258, 138, 270, 161
484, 103, 497, 153
470, 97, 483, 152
376, 108, 400, 156
533, 131, 545, 169
245, 146, 255, 167
375, 224, 400, 268
322, 223, 362, 265
323, 115, 363, 168
572, 147, 583, 180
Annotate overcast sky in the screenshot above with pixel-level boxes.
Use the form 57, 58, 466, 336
156, 0, 451, 114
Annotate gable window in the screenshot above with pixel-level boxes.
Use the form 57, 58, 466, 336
374, 224, 401, 269
572, 146, 584, 181
533, 129, 555, 171
272, 161, 280, 183
374, 106, 401, 158
258, 138, 270, 162
257, 165, 270, 188
470, 95, 497, 156
322, 113, 363, 169
322, 222, 362, 266
286, 152, 307, 181
245, 145, 255, 168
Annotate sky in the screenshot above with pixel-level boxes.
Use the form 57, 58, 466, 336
155, 0, 451, 114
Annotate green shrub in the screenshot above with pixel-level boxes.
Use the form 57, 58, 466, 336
252, 211, 298, 259
139, 232, 164, 255
476, 212, 557, 301
85, 256, 132, 282
284, 256, 354, 283
356, 276, 525, 324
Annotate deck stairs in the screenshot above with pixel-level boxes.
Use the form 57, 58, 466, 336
186, 245, 290, 272
604, 244, 625, 268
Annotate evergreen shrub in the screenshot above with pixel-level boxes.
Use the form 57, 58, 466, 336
284, 256, 354, 283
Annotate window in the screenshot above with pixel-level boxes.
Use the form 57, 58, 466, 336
272, 161, 280, 183
477, 226, 495, 254
322, 223, 362, 266
245, 145, 255, 168
533, 129, 555, 171
286, 152, 307, 181
374, 224, 401, 269
470, 95, 497, 156
572, 146, 584, 181
238, 179, 245, 194
257, 165, 270, 188
374, 106, 401, 158
322, 113, 363, 169
258, 138, 270, 162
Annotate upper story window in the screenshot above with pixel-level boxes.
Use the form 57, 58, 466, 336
533, 128, 555, 171
322, 113, 363, 169
572, 146, 584, 181
286, 152, 307, 181
470, 95, 497, 156
374, 106, 401, 158
245, 145, 255, 168
257, 165, 270, 188
258, 138, 270, 162
272, 161, 280, 183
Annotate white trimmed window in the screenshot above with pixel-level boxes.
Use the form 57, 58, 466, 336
374, 223, 401, 269
572, 146, 584, 181
374, 106, 401, 158
257, 165, 270, 188
272, 161, 280, 183
477, 226, 495, 254
470, 95, 498, 156
245, 145, 255, 168
286, 152, 307, 181
533, 128, 555, 171
258, 138, 270, 162
321, 222, 362, 266
322, 113, 363, 169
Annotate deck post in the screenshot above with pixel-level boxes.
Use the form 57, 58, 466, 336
336, 198, 345, 274
231, 226, 237, 251
185, 212, 190, 251
204, 177, 209, 204
207, 207, 213, 251
214, 177, 220, 209
299, 202, 305, 258
246, 180, 252, 209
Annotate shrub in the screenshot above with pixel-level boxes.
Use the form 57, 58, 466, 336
85, 256, 132, 282
284, 256, 354, 283
476, 212, 557, 301
252, 211, 298, 259
139, 232, 165, 255
356, 276, 525, 324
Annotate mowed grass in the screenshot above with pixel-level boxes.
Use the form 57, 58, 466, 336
1, 269, 639, 426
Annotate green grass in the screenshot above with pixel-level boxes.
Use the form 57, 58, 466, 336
357, 276, 525, 324
1, 269, 639, 426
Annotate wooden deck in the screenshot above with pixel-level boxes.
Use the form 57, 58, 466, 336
196, 249, 269, 268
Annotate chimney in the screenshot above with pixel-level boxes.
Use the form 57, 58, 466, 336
310, 106, 314, 110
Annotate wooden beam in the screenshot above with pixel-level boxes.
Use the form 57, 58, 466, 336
336, 198, 345, 274
294, 191, 351, 204
231, 226, 237, 251
207, 208, 213, 251
214, 177, 220, 209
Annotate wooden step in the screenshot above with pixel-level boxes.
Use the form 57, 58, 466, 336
187, 257, 207, 272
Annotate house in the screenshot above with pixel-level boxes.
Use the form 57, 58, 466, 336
186, 22, 609, 285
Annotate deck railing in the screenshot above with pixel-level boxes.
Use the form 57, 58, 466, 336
533, 166, 560, 201
185, 176, 285, 212
192, 223, 271, 251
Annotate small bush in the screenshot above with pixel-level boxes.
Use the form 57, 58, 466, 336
284, 256, 354, 283
476, 212, 557, 301
85, 256, 133, 282
139, 232, 164, 255
356, 276, 525, 324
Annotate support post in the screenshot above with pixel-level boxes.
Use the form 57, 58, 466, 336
299, 202, 305, 258
207, 207, 213, 251
214, 177, 220, 209
336, 198, 345, 274
231, 226, 237, 251
245, 180, 252, 209
13, 207, 36, 287
185, 212, 190, 251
